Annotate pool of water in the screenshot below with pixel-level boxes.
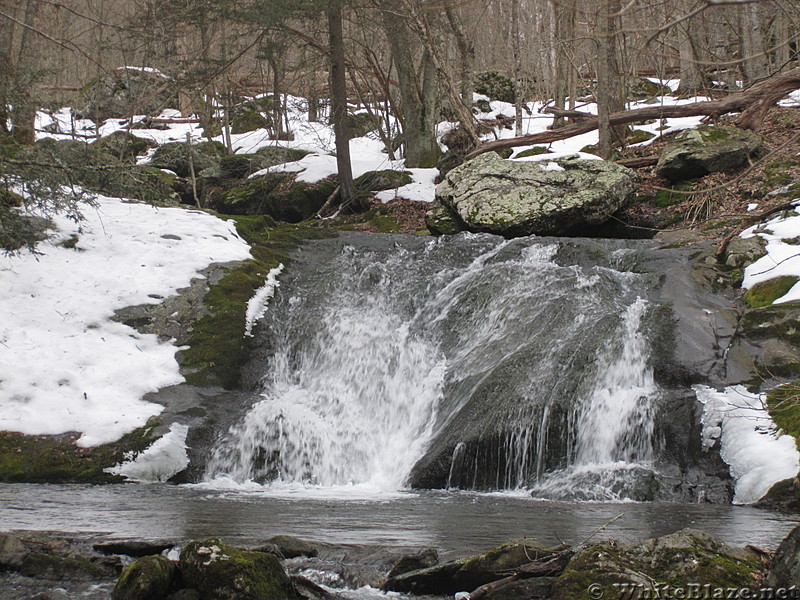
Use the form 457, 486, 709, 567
1, 484, 796, 557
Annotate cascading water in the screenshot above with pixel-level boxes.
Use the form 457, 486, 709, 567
205, 232, 710, 500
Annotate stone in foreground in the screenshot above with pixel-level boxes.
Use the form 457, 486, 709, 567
429, 152, 636, 237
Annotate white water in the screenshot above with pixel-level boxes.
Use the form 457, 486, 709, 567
206, 234, 673, 499
532, 298, 660, 500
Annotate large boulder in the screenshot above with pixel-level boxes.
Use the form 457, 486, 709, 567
80, 67, 178, 121
180, 537, 291, 600
657, 126, 765, 182
112, 555, 177, 600
430, 152, 636, 237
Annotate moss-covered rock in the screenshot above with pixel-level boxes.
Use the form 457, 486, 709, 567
354, 170, 413, 191
552, 529, 760, 600
0, 417, 159, 483
515, 146, 551, 158
79, 67, 178, 121
743, 276, 800, 308
208, 173, 335, 222
768, 525, 800, 587
93, 131, 153, 162
475, 71, 516, 103
232, 109, 273, 135
180, 537, 291, 600
425, 201, 466, 235
626, 129, 656, 145
112, 555, 177, 600
149, 141, 227, 178
436, 152, 636, 237
626, 77, 671, 100
657, 126, 766, 182
346, 112, 380, 138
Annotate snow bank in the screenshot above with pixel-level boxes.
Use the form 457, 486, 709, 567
106, 422, 190, 482
695, 385, 799, 504
0, 196, 251, 447
741, 205, 800, 303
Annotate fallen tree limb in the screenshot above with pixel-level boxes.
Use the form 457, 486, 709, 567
466, 66, 800, 160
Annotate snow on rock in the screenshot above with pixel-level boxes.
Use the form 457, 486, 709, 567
106, 422, 190, 482
0, 196, 251, 447
695, 385, 800, 504
245, 263, 284, 337
741, 205, 800, 303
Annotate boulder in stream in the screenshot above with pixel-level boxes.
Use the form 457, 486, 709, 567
112, 554, 178, 600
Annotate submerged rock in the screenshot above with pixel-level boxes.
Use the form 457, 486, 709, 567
431, 152, 636, 237
657, 126, 765, 182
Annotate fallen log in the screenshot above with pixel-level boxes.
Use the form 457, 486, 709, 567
466, 551, 573, 600
466, 66, 800, 160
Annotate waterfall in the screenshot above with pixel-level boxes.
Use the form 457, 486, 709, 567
205, 232, 675, 498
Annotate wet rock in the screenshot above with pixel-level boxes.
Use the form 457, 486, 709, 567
0, 532, 30, 569
767, 524, 800, 587
93, 539, 176, 558
18, 552, 111, 581
384, 539, 558, 595
387, 547, 439, 578
267, 535, 319, 559
180, 537, 291, 600
756, 477, 800, 513
657, 126, 765, 182
112, 554, 177, 600
433, 152, 636, 237
484, 576, 557, 600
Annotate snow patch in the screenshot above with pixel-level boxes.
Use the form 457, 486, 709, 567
0, 196, 251, 446
106, 423, 190, 482
695, 385, 799, 504
741, 207, 800, 303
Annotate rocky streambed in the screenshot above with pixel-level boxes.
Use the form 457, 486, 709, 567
5, 525, 800, 600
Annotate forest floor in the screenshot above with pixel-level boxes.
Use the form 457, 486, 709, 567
342, 106, 800, 240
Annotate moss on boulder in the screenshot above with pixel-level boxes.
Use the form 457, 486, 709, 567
742, 276, 800, 308
149, 141, 227, 178
552, 529, 760, 600
180, 537, 291, 600
112, 555, 177, 600
657, 126, 765, 182
354, 170, 413, 191
231, 109, 272, 135
515, 147, 551, 158
93, 131, 153, 162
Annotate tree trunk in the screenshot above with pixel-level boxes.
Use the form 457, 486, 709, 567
379, 1, 441, 168
327, 1, 356, 209
511, 0, 523, 136
444, 1, 474, 109
596, 0, 623, 159
676, 0, 708, 95
9, 0, 41, 145
740, 2, 770, 85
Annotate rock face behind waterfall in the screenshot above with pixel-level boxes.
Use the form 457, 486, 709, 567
426, 153, 636, 237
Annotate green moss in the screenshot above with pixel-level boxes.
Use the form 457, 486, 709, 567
179, 216, 333, 389
742, 276, 800, 308
231, 109, 272, 135
180, 537, 290, 600
60, 234, 80, 249
627, 129, 656, 145
494, 148, 514, 159
113, 554, 177, 600
515, 147, 550, 158
767, 382, 800, 444
0, 417, 159, 483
